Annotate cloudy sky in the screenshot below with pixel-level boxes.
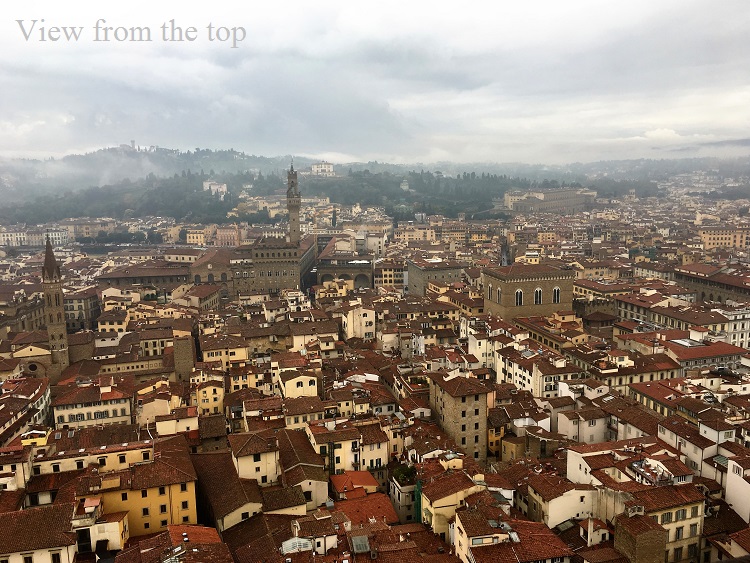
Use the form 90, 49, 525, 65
2, 0, 749, 164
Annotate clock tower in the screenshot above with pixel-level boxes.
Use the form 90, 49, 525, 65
287, 162, 301, 245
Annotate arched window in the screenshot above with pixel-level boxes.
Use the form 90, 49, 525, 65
55, 294, 60, 306
553, 287, 561, 304
487, 284, 492, 300
515, 289, 523, 307
497, 288, 502, 303
534, 288, 543, 305
194, 275, 201, 284
220, 273, 227, 282
207, 274, 215, 283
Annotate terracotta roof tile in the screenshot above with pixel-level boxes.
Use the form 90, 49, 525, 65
333, 492, 399, 525
428, 372, 489, 398
228, 432, 278, 458
190, 451, 262, 519
261, 485, 306, 512
0, 502, 76, 553
615, 512, 666, 536
627, 483, 705, 512
277, 428, 324, 471
221, 513, 296, 556
422, 470, 476, 503
468, 519, 573, 563
330, 470, 380, 493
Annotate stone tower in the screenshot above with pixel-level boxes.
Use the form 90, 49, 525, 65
287, 162, 301, 245
42, 237, 69, 373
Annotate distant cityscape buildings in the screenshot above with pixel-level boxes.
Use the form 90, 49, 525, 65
0, 165, 750, 561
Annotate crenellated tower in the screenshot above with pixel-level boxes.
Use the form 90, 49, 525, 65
287, 161, 301, 245
42, 237, 69, 373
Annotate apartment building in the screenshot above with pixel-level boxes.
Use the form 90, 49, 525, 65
75, 435, 198, 537
52, 377, 132, 430
628, 485, 705, 563
305, 420, 361, 474
428, 372, 489, 463
229, 432, 281, 487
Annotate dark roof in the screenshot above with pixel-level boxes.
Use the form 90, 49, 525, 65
0, 502, 76, 553
198, 414, 227, 441
133, 435, 197, 489
277, 428, 324, 471
190, 451, 262, 519
422, 470, 477, 503
294, 512, 336, 538
221, 513, 296, 556
428, 372, 490, 398
628, 483, 705, 512
0, 489, 25, 514
469, 519, 574, 563
284, 463, 328, 486
332, 492, 400, 525
261, 485, 306, 512
228, 433, 278, 458
615, 512, 666, 536
483, 263, 575, 280
115, 526, 232, 563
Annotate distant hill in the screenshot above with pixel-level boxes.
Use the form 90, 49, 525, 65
0, 145, 749, 219
0, 147, 315, 205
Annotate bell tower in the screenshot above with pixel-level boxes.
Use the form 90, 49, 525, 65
287, 161, 301, 245
42, 237, 69, 373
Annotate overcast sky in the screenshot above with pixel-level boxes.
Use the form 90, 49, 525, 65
2, 0, 749, 164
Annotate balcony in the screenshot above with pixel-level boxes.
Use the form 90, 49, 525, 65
72, 497, 102, 528
629, 460, 673, 486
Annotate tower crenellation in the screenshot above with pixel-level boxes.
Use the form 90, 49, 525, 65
287, 161, 301, 245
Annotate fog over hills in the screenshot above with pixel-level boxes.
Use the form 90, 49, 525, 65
2, 145, 750, 206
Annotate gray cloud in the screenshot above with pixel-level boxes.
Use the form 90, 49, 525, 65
1, 0, 749, 164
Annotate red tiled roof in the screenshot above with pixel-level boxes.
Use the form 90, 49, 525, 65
627, 483, 705, 512
615, 512, 666, 536
332, 492, 399, 525
469, 519, 573, 563
422, 470, 476, 503
190, 451, 262, 519
330, 470, 379, 493
167, 525, 222, 545
0, 502, 76, 553
228, 432, 278, 457
428, 372, 489, 398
